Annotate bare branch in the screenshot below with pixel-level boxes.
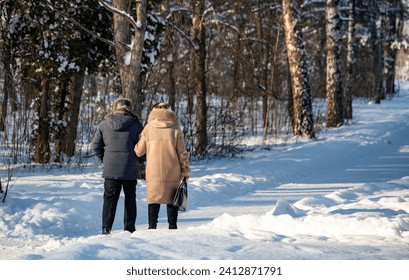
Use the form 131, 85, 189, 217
98, 0, 141, 31
165, 19, 195, 49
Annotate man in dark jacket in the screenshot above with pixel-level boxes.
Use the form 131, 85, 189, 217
91, 98, 144, 235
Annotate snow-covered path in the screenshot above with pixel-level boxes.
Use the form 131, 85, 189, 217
182, 106, 409, 227
1, 90, 409, 260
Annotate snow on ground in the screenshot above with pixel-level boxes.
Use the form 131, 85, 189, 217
1, 84, 409, 264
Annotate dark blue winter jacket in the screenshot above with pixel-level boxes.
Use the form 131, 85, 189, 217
91, 112, 144, 180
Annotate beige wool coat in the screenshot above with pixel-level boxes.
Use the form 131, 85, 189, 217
134, 108, 190, 204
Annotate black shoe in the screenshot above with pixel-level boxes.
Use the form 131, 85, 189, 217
125, 228, 135, 233
102, 228, 110, 235
148, 225, 157, 229
169, 224, 177, 230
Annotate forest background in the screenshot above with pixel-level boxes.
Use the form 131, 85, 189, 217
1, 0, 409, 172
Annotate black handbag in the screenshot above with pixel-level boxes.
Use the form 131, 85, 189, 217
173, 177, 188, 212
136, 156, 146, 180
137, 163, 146, 180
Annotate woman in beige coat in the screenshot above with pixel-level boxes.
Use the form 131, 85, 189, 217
134, 103, 190, 229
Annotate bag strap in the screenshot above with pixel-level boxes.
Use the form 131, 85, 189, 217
181, 177, 187, 194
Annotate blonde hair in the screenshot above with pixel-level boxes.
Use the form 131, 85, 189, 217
112, 98, 132, 111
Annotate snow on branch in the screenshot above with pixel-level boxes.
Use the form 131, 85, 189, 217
98, 0, 141, 31
167, 6, 190, 20
45, 0, 115, 48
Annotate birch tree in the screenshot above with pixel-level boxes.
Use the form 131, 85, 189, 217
326, 0, 344, 127
282, 0, 315, 138
344, 0, 355, 120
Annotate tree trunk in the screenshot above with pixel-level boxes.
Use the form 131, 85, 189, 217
378, 2, 386, 101
35, 79, 51, 164
161, 0, 177, 111
0, 67, 9, 133
111, 0, 147, 116
282, 0, 315, 138
267, 27, 282, 140
254, 0, 269, 144
384, 0, 401, 97
344, 0, 355, 120
55, 78, 69, 163
326, 0, 344, 127
262, 94, 269, 144
370, 0, 383, 104
192, 0, 208, 156
0, 44, 13, 132
64, 69, 86, 157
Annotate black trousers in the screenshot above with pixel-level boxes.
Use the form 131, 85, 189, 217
102, 179, 137, 232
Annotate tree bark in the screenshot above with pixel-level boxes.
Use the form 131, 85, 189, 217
35, 79, 51, 164
161, 0, 177, 111
282, 0, 315, 138
55, 78, 69, 163
384, 0, 401, 97
192, 0, 208, 156
0, 63, 10, 132
344, 0, 355, 120
0, 42, 14, 132
64, 69, 86, 158
111, 0, 147, 116
326, 0, 344, 127
369, 0, 383, 104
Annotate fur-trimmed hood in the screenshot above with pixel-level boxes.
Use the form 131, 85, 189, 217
106, 112, 138, 131
148, 108, 178, 128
